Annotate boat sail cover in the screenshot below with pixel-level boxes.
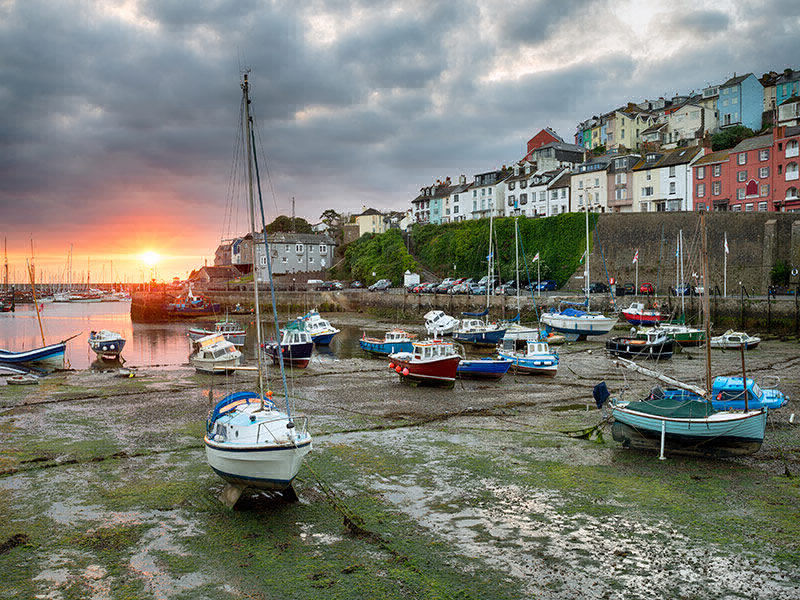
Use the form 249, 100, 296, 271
462, 308, 489, 317
622, 395, 716, 419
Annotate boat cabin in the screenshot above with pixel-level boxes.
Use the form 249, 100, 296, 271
216, 321, 242, 334
458, 319, 485, 332
281, 329, 312, 345
385, 330, 411, 342
412, 341, 457, 360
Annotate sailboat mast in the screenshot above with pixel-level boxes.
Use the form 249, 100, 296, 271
700, 212, 712, 397
679, 229, 685, 317
3, 237, 7, 291
242, 74, 266, 405
486, 203, 494, 311
515, 217, 520, 315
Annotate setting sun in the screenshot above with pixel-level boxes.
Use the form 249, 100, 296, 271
141, 251, 160, 266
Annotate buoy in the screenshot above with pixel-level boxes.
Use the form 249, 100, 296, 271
402, 367, 409, 376
388, 362, 395, 369
395, 365, 402, 373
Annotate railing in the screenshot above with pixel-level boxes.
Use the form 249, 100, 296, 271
256, 414, 310, 445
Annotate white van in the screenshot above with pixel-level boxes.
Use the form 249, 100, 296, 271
306, 279, 323, 290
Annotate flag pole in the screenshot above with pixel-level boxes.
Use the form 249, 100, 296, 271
537, 256, 541, 297
635, 250, 639, 297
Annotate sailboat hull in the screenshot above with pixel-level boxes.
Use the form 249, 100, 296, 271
0, 342, 66, 367
204, 438, 312, 490
540, 312, 617, 338
611, 404, 767, 457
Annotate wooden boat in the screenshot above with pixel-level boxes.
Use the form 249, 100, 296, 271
189, 333, 243, 374
0, 341, 66, 368
456, 357, 511, 380
263, 320, 314, 368
496, 337, 559, 376
188, 319, 246, 346
297, 309, 340, 345
621, 301, 665, 326
166, 289, 220, 317
710, 330, 761, 350
388, 339, 462, 387
204, 73, 312, 506
605, 329, 674, 360
359, 329, 415, 356
88, 330, 126, 360
540, 305, 617, 341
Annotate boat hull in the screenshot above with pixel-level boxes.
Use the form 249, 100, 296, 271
359, 339, 414, 356
389, 355, 460, 387
456, 359, 511, 380
0, 342, 66, 367
188, 328, 246, 346
89, 337, 126, 359
611, 405, 766, 457
204, 437, 312, 490
190, 354, 242, 374
496, 350, 558, 376
265, 341, 314, 369
621, 311, 665, 326
310, 332, 337, 345
452, 328, 506, 347
540, 312, 617, 339
605, 337, 674, 360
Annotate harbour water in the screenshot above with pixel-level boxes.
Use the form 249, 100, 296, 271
0, 302, 378, 370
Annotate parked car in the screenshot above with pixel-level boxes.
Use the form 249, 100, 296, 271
639, 282, 654, 295
535, 280, 558, 292
368, 279, 391, 291
350, 280, 364, 289
588, 281, 609, 294
412, 282, 428, 293
330, 281, 344, 290
671, 283, 696, 296
421, 282, 438, 294
316, 281, 335, 291
623, 283, 635, 295
450, 278, 474, 294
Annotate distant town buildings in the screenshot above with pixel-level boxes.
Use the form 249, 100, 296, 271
215, 231, 337, 277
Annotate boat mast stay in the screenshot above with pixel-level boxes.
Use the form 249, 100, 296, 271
700, 212, 712, 397
585, 203, 590, 311
485, 200, 494, 315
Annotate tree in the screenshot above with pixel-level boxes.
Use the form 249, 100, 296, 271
711, 126, 755, 151
264, 215, 312, 234
320, 209, 343, 228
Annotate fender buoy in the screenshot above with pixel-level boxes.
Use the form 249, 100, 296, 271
395, 365, 402, 373
388, 362, 395, 369
653, 301, 659, 309
402, 367, 409, 376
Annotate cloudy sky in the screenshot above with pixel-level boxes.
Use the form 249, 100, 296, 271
2, 0, 799, 281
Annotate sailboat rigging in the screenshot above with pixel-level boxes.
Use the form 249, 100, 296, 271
203, 73, 312, 506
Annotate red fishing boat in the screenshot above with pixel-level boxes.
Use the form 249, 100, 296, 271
388, 339, 462, 387
621, 301, 666, 326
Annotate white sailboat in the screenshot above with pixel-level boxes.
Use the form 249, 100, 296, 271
540, 205, 617, 340
204, 73, 312, 506
504, 217, 541, 341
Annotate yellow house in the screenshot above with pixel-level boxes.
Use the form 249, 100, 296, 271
355, 208, 388, 237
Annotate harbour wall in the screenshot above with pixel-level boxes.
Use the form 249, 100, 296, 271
589, 212, 800, 295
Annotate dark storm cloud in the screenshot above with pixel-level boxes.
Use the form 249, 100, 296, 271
2, 0, 800, 236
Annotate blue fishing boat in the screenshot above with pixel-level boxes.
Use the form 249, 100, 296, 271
359, 329, 415, 356
88, 330, 126, 360
0, 341, 66, 368
298, 309, 340, 345
452, 312, 507, 347
496, 338, 559, 376
660, 376, 788, 411
165, 289, 220, 317
456, 357, 511, 380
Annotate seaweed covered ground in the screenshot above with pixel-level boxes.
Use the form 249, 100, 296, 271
1, 314, 799, 599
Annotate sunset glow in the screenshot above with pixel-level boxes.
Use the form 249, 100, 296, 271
140, 251, 160, 267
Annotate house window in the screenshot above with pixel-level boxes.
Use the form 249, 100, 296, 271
787, 162, 799, 181
646, 172, 651, 181
615, 188, 627, 200
578, 180, 584, 189
761, 184, 770, 196
759, 149, 769, 161
508, 195, 515, 206
713, 164, 721, 177
759, 167, 769, 178
285, 244, 291, 252
669, 166, 676, 177
737, 170, 747, 182
454, 205, 459, 214
473, 190, 477, 197
696, 166, 705, 179
520, 193, 528, 205
738, 153, 747, 165
539, 191, 546, 201
509, 182, 515, 190
758, 201, 768, 211
732, 204, 742, 212
473, 201, 477, 210
520, 180, 527, 189
712, 181, 721, 195
561, 189, 566, 198
281, 256, 288, 263
737, 188, 745, 200
669, 182, 676, 195
745, 203, 754, 212
309, 256, 314, 264
488, 188, 492, 195
786, 187, 798, 199
697, 183, 706, 197
260, 256, 267, 267
787, 140, 799, 158
319, 244, 327, 253
642, 186, 653, 197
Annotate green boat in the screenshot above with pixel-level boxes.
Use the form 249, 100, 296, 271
636, 323, 705, 347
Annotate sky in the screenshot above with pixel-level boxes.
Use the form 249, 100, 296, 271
2, 0, 799, 283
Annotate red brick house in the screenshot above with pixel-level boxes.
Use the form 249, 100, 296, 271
692, 151, 730, 211
773, 125, 800, 212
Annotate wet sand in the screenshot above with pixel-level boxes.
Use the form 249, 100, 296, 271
1, 312, 799, 599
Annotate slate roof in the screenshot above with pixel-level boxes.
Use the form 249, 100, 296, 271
548, 170, 572, 189
358, 207, 383, 217
265, 232, 337, 245
721, 73, 753, 88
693, 151, 730, 166
730, 133, 773, 153
657, 145, 704, 167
